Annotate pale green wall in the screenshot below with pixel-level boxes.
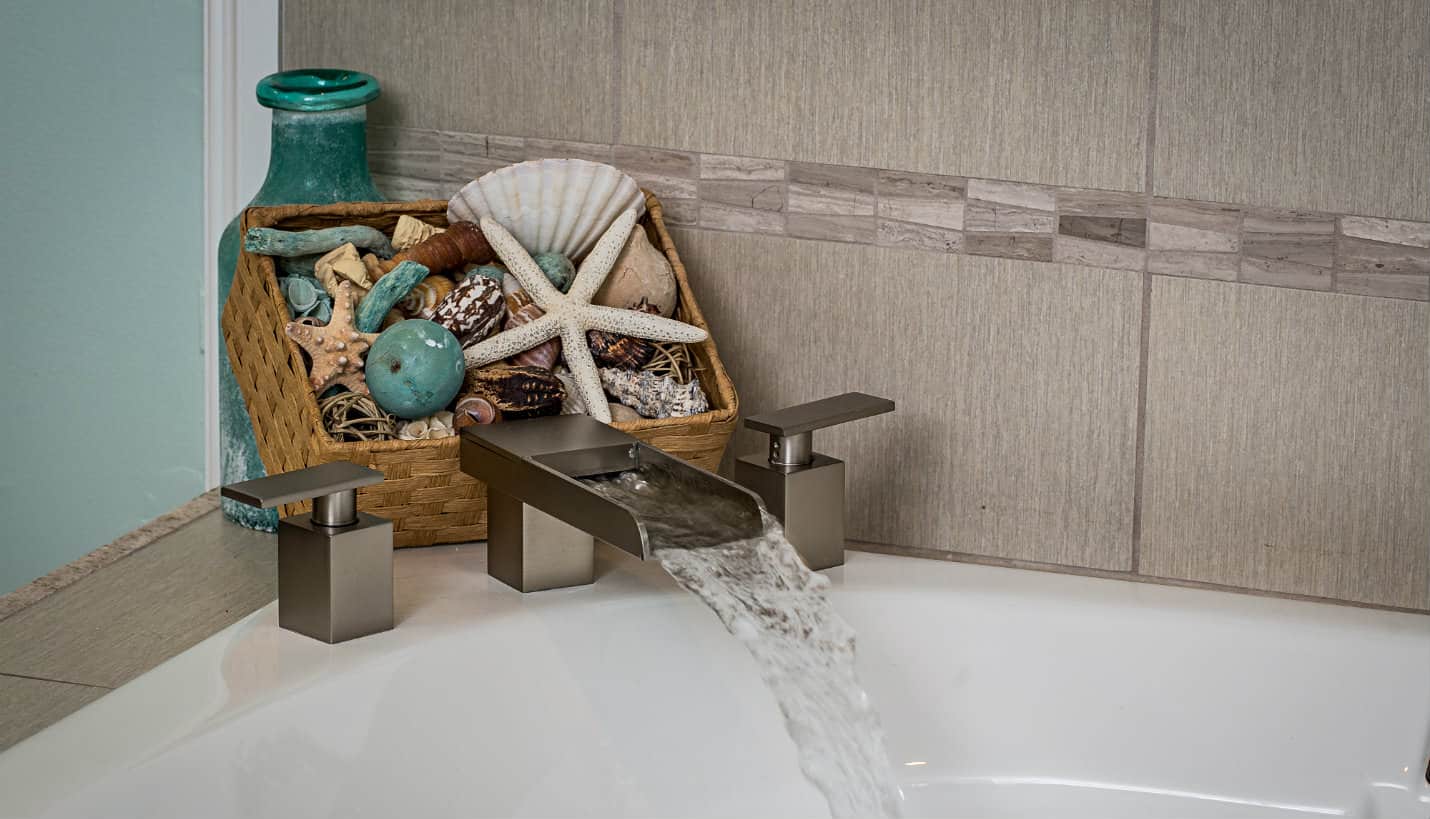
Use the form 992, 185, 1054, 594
0, 0, 206, 593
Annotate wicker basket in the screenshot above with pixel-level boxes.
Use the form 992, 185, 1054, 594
222, 193, 739, 546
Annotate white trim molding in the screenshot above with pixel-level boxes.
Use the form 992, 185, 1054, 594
202, 0, 279, 488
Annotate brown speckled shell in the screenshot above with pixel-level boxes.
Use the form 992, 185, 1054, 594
432, 275, 505, 347
587, 301, 658, 369
462, 365, 565, 419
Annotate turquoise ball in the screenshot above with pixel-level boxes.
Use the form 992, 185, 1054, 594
366, 320, 465, 419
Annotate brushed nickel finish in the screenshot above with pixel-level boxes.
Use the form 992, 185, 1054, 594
487, 489, 596, 592
222, 462, 394, 644
736, 393, 895, 570
311, 490, 357, 527
277, 513, 394, 644
461, 414, 766, 592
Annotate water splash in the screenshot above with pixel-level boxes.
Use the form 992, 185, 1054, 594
584, 466, 903, 818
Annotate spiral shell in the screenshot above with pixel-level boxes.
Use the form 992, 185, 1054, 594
501, 285, 561, 370
385, 220, 493, 275
599, 368, 709, 419
453, 393, 500, 429
398, 275, 456, 319
463, 365, 565, 419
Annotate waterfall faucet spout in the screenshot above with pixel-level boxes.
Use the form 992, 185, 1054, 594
460, 414, 765, 592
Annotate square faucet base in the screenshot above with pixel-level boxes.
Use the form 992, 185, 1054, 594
277, 512, 394, 644
735, 454, 847, 571
487, 489, 596, 592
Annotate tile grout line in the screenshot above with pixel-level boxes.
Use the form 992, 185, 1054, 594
609, 0, 625, 147
1129, 0, 1162, 576
0, 671, 113, 691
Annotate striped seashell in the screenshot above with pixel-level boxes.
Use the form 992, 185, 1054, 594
501, 286, 561, 370
463, 365, 565, 419
432, 275, 505, 347
398, 275, 456, 319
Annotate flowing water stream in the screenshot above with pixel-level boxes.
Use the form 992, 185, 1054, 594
583, 464, 903, 818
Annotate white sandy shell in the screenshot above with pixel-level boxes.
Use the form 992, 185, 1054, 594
448, 159, 646, 261
397, 410, 456, 440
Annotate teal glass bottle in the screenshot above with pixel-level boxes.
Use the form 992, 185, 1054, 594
218, 69, 383, 530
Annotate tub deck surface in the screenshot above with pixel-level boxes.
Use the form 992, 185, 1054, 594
0, 543, 1425, 818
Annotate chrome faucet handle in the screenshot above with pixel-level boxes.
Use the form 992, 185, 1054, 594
744, 392, 895, 467
221, 461, 384, 527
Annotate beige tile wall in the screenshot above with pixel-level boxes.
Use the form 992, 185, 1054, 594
622, 0, 1152, 191
673, 230, 1143, 570
1140, 278, 1429, 610
281, 0, 617, 144
282, 0, 1430, 610
1154, 0, 1430, 219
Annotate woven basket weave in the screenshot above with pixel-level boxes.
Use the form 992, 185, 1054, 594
222, 193, 739, 546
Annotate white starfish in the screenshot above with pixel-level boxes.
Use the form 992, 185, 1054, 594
467, 210, 708, 423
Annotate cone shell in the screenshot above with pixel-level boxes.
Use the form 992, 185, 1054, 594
463, 365, 565, 419
432, 275, 505, 347
447, 159, 646, 259
399, 275, 456, 319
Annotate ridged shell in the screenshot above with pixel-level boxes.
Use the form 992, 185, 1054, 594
447, 159, 646, 260
398, 275, 456, 319
432, 276, 505, 347
463, 365, 565, 419
587, 302, 658, 369
588, 331, 654, 369
502, 286, 561, 370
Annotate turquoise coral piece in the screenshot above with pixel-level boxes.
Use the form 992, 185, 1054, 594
244, 225, 393, 259
356, 261, 429, 332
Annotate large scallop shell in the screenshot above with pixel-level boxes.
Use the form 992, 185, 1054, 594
447, 159, 646, 260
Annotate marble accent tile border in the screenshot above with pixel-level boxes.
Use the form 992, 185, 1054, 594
369, 125, 1430, 302
0, 491, 221, 622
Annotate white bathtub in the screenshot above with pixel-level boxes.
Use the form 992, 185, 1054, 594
1, 544, 1426, 818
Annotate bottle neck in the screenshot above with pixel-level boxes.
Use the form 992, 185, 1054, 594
253, 107, 383, 206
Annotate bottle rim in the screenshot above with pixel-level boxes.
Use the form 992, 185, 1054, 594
256, 68, 380, 112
